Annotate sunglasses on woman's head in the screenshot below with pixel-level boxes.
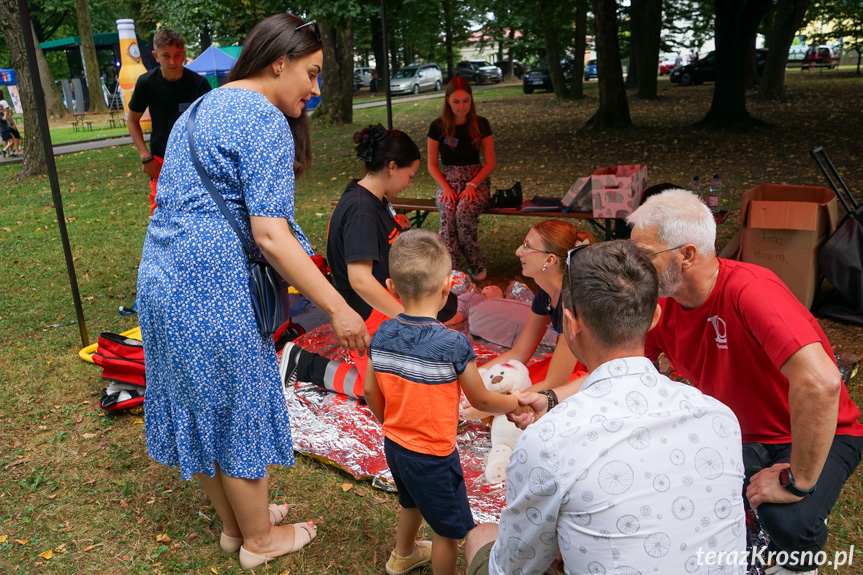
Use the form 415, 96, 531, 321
295, 20, 322, 44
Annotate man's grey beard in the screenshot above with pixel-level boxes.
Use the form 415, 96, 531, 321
658, 259, 683, 298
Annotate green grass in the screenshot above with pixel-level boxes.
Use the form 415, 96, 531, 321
1, 74, 861, 573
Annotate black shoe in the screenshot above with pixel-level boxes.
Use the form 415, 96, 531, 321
278, 341, 303, 387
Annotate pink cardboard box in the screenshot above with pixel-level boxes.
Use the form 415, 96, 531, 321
589, 164, 648, 218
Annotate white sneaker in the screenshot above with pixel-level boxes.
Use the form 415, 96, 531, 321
766, 565, 818, 575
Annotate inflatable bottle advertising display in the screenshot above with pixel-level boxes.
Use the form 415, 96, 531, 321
116, 19, 151, 130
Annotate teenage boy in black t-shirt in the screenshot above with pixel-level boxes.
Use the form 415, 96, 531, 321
127, 29, 210, 214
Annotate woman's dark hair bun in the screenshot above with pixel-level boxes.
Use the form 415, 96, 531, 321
353, 124, 421, 173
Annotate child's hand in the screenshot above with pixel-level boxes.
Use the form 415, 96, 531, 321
508, 402, 535, 425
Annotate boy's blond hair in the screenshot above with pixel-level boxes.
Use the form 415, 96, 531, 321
389, 229, 451, 300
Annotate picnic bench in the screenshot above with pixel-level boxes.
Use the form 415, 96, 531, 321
72, 110, 123, 132
329, 197, 730, 242
330, 197, 629, 240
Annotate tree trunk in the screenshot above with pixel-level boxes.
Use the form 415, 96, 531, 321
370, 14, 384, 82
759, 0, 810, 98
75, 0, 107, 112
585, 0, 632, 130
505, 29, 518, 81
316, 19, 353, 125
626, 0, 641, 90
0, 0, 47, 177
442, 0, 455, 81
540, 0, 567, 100
32, 20, 68, 119
568, 3, 588, 99
743, 31, 759, 90
700, 0, 770, 127
200, 23, 212, 52
635, 0, 662, 99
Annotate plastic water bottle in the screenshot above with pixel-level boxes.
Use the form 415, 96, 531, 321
691, 176, 703, 202
708, 174, 722, 213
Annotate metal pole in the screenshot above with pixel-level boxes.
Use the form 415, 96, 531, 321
16, 0, 90, 348
380, 0, 393, 129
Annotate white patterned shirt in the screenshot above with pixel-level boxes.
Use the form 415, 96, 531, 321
490, 356, 747, 575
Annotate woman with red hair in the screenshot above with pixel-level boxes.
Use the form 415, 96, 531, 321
427, 76, 496, 281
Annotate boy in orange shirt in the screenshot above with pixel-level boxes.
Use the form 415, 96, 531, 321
364, 229, 526, 575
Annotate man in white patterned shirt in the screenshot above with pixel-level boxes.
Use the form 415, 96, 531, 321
465, 240, 747, 575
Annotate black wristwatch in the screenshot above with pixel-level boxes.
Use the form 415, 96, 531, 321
536, 389, 559, 412
778, 467, 816, 497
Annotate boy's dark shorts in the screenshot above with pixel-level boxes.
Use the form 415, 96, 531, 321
467, 541, 557, 575
384, 437, 475, 539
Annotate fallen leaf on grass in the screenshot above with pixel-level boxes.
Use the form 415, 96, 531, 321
82, 433, 98, 439
82, 544, 103, 552
210, 569, 219, 574
341, 483, 353, 492
155, 533, 171, 543
5, 458, 30, 469
133, 418, 144, 424
15, 539, 28, 545
0, 535, 7, 543
39, 550, 53, 560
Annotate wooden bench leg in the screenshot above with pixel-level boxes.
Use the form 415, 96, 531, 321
410, 210, 431, 228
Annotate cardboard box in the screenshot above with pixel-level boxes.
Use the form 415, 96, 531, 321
739, 184, 839, 309
589, 164, 648, 218
562, 176, 592, 212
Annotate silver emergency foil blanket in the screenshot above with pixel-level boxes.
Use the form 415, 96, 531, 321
285, 324, 508, 524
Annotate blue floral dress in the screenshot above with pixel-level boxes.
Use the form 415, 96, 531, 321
137, 89, 313, 480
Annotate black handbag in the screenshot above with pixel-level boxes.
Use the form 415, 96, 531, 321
186, 99, 289, 335
492, 181, 523, 209
811, 147, 863, 325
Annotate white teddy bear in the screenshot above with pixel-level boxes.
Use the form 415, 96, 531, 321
461, 359, 532, 484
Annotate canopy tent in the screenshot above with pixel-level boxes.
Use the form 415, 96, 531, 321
187, 45, 237, 88
218, 46, 242, 60
39, 32, 126, 53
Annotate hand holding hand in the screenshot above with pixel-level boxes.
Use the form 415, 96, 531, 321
506, 391, 547, 429
330, 306, 371, 357
745, 463, 804, 509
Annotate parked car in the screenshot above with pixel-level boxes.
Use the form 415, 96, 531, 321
523, 56, 575, 93
799, 45, 840, 69
353, 70, 363, 92
658, 54, 680, 75
390, 63, 443, 95
354, 66, 373, 87
584, 59, 597, 81
454, 60, 503, 84
669, 49, 768, 86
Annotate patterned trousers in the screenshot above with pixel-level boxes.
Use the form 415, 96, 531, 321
435, 164, 490, 274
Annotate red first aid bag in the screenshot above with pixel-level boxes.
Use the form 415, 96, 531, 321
92, 332, 146, 411
92, 332, 146, 386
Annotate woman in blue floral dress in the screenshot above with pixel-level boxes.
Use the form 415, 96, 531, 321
136, 14, 369, 570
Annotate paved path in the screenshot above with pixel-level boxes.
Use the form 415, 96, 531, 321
0, 81, 520, 165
